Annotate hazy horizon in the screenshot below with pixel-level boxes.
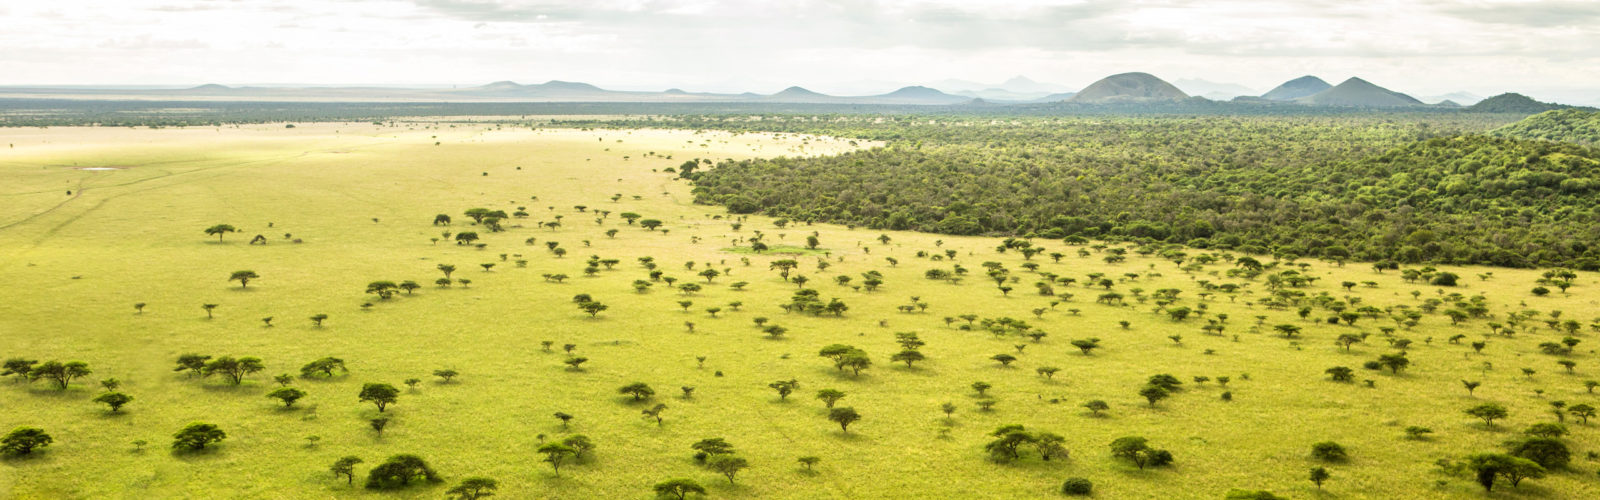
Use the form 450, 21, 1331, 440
4, 1, 1598, 104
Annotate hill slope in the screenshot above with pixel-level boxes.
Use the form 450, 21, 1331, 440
1467, 93, 1576, 114
1069, 73, 1188, 103
1493, 109, 1600, 144
1260, 76, 1330, 101
1297, 77, 1423, 107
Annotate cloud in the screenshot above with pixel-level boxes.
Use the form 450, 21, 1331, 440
96, 35, 210, 50
0, 0, 1596, 104
1434, 0, 1600, 27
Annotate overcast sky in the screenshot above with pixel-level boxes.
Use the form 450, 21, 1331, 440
3, 0, 1597, 103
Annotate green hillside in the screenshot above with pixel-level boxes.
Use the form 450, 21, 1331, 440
1495, 109, 1600, 145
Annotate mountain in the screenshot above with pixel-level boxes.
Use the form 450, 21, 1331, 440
955, 88, 1046, 102
1492, 109, 1600, 145
997, 76, 1071, 95
1068, 73, 1188, 103
1296, 77, 1423, 107
868, 86, 972, 105
1174, 79, 1257, 100
1260, 76, 1331, 101
1027, 92, 1077, 103
762, 86, 846, 103
1422, 92, 1483, 106
1467, 93, 1577, 114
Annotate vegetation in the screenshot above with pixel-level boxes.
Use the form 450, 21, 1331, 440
4, 119, 1600, 498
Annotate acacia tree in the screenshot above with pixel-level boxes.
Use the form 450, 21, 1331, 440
204, 224, 237, 242
2, 358, 37, 382
330, 456, 364, 485
301, 357, 348, 378
985, 425, 1037, 461
1466, 403, 1509, 428
94, 392, 134, 412
769, 379, 800, 400
360, 383, 400, 412
29, 360, 91, 390
173, 354, 209, 377
816, 389, 846, 408
642, 404, 668, 426
1109, 436, 1172, 470
1, 427, 52, 455
172, 422, 226, 451
653, 478, 706, 500
202, 356, 263, 385
707, 455, 749, 484
365, 454, 441, 489
230, 270, 259, 288
537, 442, 577, 476
446, 477, 498, 500
267, 387, 308, 407
619, 382, 655, 401
829, 407, 861, 432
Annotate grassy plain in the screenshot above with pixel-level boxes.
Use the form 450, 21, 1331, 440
0, 122, 1598, 499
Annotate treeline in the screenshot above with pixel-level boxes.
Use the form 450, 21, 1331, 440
585, 114, 1600, 269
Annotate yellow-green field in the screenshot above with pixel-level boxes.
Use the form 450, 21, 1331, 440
1, 123, 1598, 499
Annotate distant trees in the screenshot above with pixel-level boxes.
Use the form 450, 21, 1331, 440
828, 407, 860, 432
93, 392, 134, 412
172, 422, 226, 451
1311, 441, 1348, 462
300, 357, 348, 378
1455, 453, 1545, 492
203, 356, 263, 385
1, 427, 51, 455
1466, 403, 1509, 427
707, 455, 749, 484
229, 270, 259, 288
1326, 366, 1354, 382
654, 478, 706, 500
619, 382, 655, 401
365, 454, 441, 489
1110, 436, 1173, 470
642, 404, 668, 425
769, 379, 800, 400
360, 383, 400, 412
267, 387, 307, 407
330, 456, 363, 485
2, 358, 35, 381
204, 224, 236, 242
1061, 477, 1093, 496
174, 354, 209, 377
816, 389, 846, 408
28, 360, 91, 390
537, 442, 577, 476
445, 477, 497, 500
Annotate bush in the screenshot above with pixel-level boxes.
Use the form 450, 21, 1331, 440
1061, 477, 1093, 495
1311, 441, 1348, 461
1148, 449, 1174, 467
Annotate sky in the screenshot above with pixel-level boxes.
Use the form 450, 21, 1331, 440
3, 0, 1598, 104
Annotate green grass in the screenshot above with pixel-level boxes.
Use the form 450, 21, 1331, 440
1, 122, 1598, 499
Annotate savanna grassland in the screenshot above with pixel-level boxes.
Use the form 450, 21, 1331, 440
2, 121, 1599, 500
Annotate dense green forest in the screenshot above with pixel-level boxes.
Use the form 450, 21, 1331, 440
1495, 109, 1600, 145
561, 114, 1600, 269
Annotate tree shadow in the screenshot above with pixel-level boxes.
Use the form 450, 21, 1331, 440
169, 446, 226, 462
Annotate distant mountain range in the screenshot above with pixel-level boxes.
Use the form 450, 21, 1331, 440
0, 74, 1575, 110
